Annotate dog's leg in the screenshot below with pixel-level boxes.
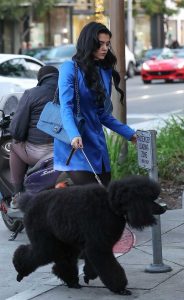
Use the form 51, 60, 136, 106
83, 254, 98, 284
52, 249, 81, 289
85, 246, 131, 295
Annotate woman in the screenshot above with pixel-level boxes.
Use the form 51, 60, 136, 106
54, 22, 136, 187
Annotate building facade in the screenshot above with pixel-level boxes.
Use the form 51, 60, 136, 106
2, 0, 184, 55
22, 0, 110, 52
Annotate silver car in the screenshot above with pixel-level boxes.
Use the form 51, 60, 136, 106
0, 54, 44, 114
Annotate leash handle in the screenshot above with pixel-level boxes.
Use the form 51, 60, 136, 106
66, 148, 76, 166
81, 149, 104, 186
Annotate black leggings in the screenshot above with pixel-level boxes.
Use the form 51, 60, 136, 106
67, 170, 111, 187
67, 160, 111, 187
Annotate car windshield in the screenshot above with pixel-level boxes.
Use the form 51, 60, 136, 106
174, 50, 184, 58
45, 45, 76, 60
145, 49, 163, 59
157, 51, 174, 60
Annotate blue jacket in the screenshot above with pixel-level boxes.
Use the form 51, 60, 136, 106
54, 60, 135, 173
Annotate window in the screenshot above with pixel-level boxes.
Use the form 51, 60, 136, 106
0, 59, 26, 77
0, 58, 42, 79
25, 59, 43, 79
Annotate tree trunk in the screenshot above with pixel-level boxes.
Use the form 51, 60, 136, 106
109, 0, 128, 161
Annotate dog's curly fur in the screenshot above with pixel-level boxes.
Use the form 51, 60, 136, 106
13, 175, 165, 295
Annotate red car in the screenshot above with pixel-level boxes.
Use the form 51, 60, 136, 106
141, 48, 184, 84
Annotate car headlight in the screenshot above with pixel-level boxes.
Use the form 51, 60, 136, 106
177, 62, 184, 69
142, 62, 150, 71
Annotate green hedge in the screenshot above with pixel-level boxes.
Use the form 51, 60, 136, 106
106, 115, 184, 183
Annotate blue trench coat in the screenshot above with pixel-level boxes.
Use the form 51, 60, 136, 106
54, 60, 135, 173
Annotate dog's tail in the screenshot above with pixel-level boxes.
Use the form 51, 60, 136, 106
17, 192, 34, 213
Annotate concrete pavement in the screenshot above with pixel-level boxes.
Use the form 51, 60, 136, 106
2, 111, 184, 300
129, 109, 184, 131
4, 195, 184, 300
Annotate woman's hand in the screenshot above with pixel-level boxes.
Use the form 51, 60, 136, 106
71, 137, 83, 149
130, 134, 137, 144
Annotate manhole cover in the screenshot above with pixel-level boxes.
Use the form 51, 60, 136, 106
113, 227, 136, 254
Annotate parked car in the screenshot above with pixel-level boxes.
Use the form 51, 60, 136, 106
43, 44, 76, 67
0, 54, 44, 114
140, 47, 184, 84
24, 47, 51, 61
125, 45, 136, 78
43, 43, 136, 78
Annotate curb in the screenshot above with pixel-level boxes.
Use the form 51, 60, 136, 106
182, 190, 184, 208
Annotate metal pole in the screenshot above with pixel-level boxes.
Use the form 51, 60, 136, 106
145, 130, 172, 273
69, 7, 73, 43
127, 0, 133, 51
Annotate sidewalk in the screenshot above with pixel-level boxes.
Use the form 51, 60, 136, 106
6, 196, 184, 300
129, 109, 184, 131
5, 112, 184, 300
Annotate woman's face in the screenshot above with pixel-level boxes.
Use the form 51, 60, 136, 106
93, 33, 111, 60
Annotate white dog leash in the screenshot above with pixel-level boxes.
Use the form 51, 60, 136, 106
66, 147, 104, 186
80, 149, 104, 186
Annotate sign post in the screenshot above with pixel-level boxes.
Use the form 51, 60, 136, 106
137, 130, 172, 273
137, 130, 152, 170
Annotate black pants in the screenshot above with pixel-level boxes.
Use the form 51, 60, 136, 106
67, 160, 111, 187
67, 170, 111, 187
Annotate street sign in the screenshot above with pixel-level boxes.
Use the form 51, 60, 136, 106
137, 130, 153, 170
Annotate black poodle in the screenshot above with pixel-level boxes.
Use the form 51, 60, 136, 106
12, 175, 165, 295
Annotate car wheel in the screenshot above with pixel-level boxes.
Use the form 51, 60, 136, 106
165, 79, 173, 83
127, 62, 135, 78
1, 211, 24, 232
143, 80, 151, 84
0, 137, 11, 160
1, 197, 24, 232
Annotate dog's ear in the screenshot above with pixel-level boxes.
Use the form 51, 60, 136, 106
108, 181, 131, 215
107, 175, 161, 219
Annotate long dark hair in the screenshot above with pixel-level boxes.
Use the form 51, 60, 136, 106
73, 22, 124, 106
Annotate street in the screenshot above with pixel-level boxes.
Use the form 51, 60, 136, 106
126, 76, 184, 126
0, 76, 184, 299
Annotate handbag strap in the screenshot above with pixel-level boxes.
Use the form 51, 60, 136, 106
53, 61, 81, 117
52, 61, 80, 117
53, 87, 59, 104
74, 61, 81, 117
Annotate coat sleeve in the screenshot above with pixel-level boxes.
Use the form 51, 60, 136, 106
98, 69, 135, 141
97, 108, 135, 140
58, 61, 81, 142
9, 90, 31, 141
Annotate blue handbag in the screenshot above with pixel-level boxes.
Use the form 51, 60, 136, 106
37, 62, 85, 144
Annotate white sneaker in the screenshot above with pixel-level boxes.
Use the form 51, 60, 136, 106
10, 201, 19, 209
7, 208, 23, 219
10, 193, 21, 209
